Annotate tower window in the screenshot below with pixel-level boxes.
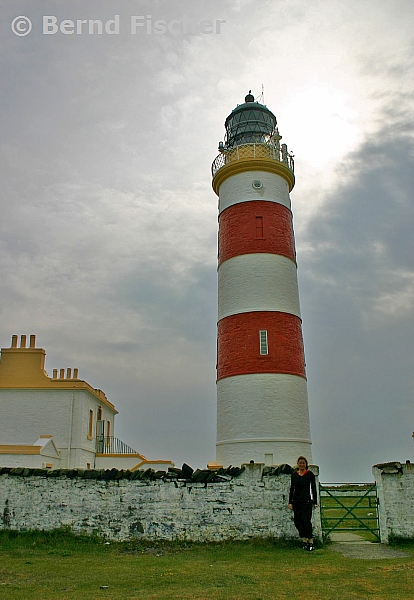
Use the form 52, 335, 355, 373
259, 330, 268, 355
255, 216, 264, 239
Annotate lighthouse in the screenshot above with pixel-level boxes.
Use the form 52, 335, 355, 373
211, 92, 312, 467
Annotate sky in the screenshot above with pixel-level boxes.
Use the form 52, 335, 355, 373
1, 0, 413, 482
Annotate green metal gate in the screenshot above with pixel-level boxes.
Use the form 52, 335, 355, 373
319, 483, 380, 542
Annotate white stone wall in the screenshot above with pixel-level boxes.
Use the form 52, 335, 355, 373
373, 462, 414, 543
0, 464, 322, 542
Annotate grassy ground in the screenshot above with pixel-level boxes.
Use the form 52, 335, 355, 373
0, 530, 413, 599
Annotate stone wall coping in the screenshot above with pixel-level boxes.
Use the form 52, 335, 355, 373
372, 461, 413, 474
0, 463, 319, 482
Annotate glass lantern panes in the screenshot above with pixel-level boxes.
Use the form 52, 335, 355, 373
225, 104, 277, 148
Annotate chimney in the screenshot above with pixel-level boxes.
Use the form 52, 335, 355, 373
59, 368, 65, 379
66, 368, 72, 379
73, 368, 79, 379
29, 335, 36, 348
20, 335, 27, 348
11, 335, 18, 348
53, 369, 58, 379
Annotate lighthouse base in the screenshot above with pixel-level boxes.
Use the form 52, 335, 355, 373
216, 373, 312, 467
216, 439, 312, 469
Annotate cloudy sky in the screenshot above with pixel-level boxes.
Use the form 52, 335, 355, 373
1, 0, 413, 482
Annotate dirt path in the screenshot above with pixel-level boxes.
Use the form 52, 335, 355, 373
329, 532, 410, 559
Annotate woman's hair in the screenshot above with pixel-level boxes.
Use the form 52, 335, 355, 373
296, 456, 308, 468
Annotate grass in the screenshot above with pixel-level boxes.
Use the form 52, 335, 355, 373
0, 530, 413, 599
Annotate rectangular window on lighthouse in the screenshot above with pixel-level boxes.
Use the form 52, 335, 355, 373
259, 330, 268, 355
255, 216, 264, 239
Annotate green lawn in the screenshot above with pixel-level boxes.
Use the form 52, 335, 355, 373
0, 530, 413, 599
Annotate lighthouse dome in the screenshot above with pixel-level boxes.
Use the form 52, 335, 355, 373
224, 93, 277, 148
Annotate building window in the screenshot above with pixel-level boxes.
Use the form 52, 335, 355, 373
103, 420, 111, 448
97, 406, 102, 421
259, 330, 268, 355
88, 409, 93, 439
86, 463, 91, 470
255, 216, 264, 239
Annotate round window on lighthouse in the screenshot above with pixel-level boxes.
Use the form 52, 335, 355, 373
252, 180, 263, 189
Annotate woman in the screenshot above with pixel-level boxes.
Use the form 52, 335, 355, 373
288, 456, 318, 551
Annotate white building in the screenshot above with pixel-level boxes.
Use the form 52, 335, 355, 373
0, 334, 173, 471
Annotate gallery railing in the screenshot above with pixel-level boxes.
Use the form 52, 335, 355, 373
211, 142, 294, 177
95, 436, 139, 455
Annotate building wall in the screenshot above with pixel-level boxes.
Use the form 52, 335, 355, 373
0, 454, 59, 469
373, 462, 414, 543
0, 389, 115, 469
0, 389, 72, 445
0, 464, 322, 542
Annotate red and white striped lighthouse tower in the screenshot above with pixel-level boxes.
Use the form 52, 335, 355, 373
211, 92, 312, 467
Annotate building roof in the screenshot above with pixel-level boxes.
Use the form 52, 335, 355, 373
0, 335, 118, 414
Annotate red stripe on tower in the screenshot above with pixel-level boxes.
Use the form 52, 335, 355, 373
218, 201, 296, 265
217, 312, 306, 380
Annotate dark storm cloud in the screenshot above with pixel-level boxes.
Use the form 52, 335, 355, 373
299, 103, 414, 480
304, 111, 414, 304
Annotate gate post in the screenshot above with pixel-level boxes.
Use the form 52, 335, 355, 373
311, 466, 322, 542
373, 461, 414, 544
373, 465, 388, 543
